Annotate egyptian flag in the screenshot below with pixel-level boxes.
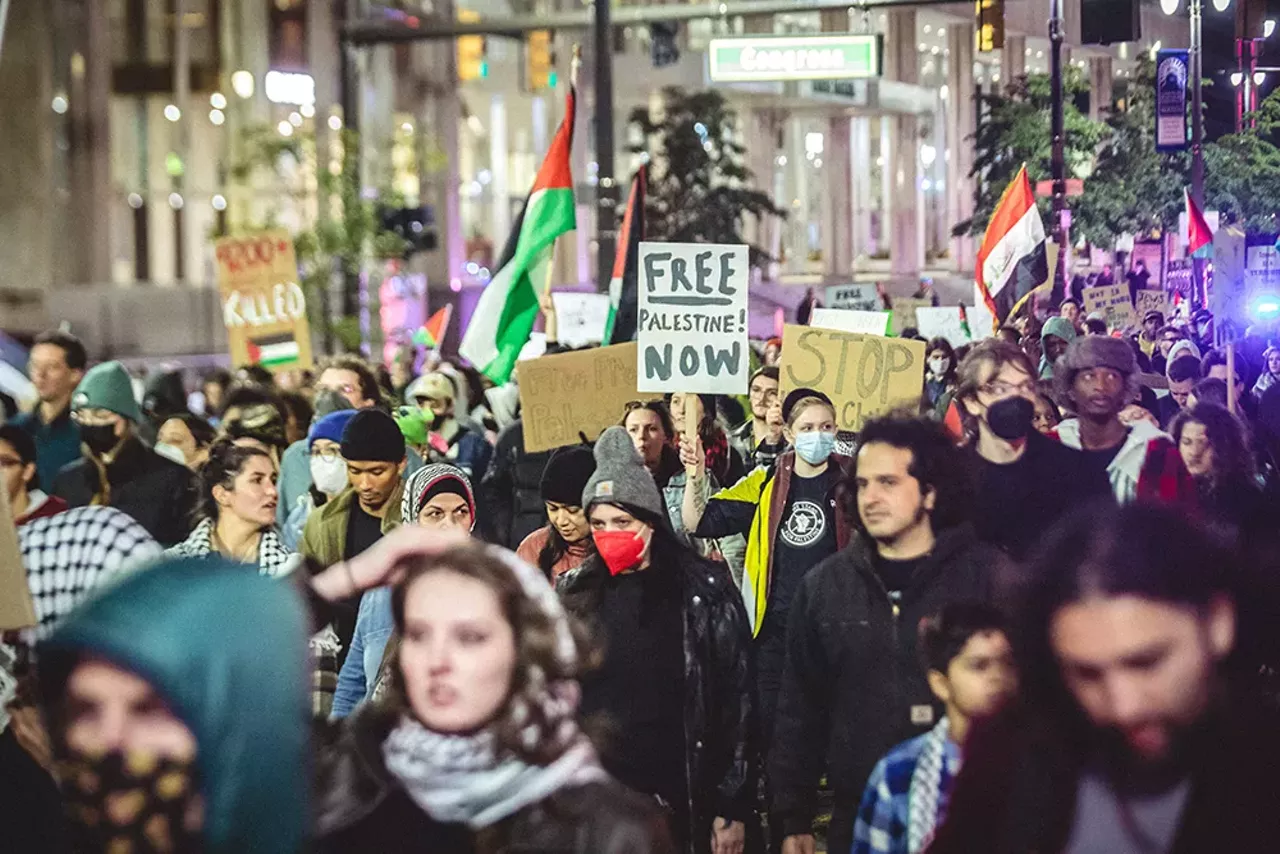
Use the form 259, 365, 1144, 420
459, 85, 577, 383
976, 165, 1048, 325
604, 165, 647, 344
1186, 189, 1213, 258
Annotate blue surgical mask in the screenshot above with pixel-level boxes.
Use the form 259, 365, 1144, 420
794, 431, 836, 465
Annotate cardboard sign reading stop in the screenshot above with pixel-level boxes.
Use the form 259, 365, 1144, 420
214, 229, 314, 373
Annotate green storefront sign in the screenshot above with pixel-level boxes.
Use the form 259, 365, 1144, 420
708, 35, 883, 82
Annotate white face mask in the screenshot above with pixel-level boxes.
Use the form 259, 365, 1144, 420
310, 455, 349, 496
153, 442, 187, 466
929, 358, 950, 377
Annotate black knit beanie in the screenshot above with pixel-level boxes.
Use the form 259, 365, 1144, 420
540, 445, 596, 506
340, 409, 406, 463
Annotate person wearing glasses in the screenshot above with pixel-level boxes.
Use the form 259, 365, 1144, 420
956, 340, 1111, 559
282, 409, 359, 550
51, 361, 197, 546
730, 366, 787, 471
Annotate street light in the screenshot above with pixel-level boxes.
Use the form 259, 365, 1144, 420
1232, 71, 1245, 86
1212, 0, 1231, 11
1255, 71, 1267, 85
1268, 20, 1277, 39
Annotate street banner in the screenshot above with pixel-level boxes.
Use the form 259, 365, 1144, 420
1083, 284, 1137, 331
1156, 50, 1190, 152
519, 342, 639, 453
551, 292, 612, 348
1134, 289, 1172, 320
824, 283, 882, 311
0, 489, 36, 630
637, 242, 750, 394
214, 230, 314, 373
916, 306, 972, 347
779, 324, 926, 433
890, 297, 932, 335
810, 307, 890, 336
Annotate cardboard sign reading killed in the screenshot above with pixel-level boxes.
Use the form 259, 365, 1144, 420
0, 489, 36, 630
519, 342, 640, 453
1083, 285, 1137, 331
1134, 289, 1172, 321
214, 229, 314, 373
637, 242, 750, 395
779, 325, 927, 433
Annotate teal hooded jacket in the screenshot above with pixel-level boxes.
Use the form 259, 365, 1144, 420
40, 556, 312, 854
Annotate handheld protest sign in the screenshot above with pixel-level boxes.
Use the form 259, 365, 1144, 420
779, 325, 926, 433
914, 306, 971, 347
637, 242, 750, 395
810, 307, 890, 336
518, 343, 640, 453
1083, 285, 1137, 331
0, 489, 37, 631
1134, 289, 1171, 321
890, 297, 931, 336
824, 283, 882, 311
214, 229, 314, 373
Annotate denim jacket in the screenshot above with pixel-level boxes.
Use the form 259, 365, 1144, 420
331, 586, 394, 720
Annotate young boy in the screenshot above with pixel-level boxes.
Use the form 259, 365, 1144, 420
851, 602, 1017, 854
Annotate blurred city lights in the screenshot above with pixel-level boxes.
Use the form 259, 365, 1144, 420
209, 109, 225, 126
210, 92, 227, 110
211, 194, 227, 211
164, 104, 181, 122
231, 70, 255, 99
168, 193, 184, 210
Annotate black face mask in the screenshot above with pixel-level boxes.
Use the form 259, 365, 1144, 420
986, 396, 1035, 441
80, 423, 122, 456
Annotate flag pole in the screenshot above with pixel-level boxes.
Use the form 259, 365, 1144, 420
542, 45, 582, 299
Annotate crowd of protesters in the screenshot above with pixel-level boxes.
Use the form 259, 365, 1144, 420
2, 285, 1280, 854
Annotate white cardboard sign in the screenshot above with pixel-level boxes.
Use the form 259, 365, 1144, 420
637, 242, 750, 394
810, 307, 891, 336
824, 283, 882, 311
915, 306, 972, 347
550, 292, 611, 348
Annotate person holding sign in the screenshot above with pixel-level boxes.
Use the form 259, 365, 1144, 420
684, 390, 854, 750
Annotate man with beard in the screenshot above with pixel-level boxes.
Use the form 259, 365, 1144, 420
1051, 336, 1196, 507
957, 340, 1111, 558
729, 366, 787, 471
929, 502, 1280, 853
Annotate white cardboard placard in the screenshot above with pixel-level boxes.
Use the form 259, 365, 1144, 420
810, 307, 891, 336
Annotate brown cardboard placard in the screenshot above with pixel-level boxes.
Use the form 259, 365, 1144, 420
0, 489, 37, 631
890, 297, 932, 336
1134, 288, 1172, 321
1083, 284, 1137, 330
519, 342, 641, 453
779, 324, 927, 433
214, 229, 315, 374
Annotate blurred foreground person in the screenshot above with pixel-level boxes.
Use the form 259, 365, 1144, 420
560, 427, 753, 854
315, 540, 675, 853
39, 556, 311, 853
929, 503, 1280, 853
1, 424, 68, 524
852, 603, 1017, 854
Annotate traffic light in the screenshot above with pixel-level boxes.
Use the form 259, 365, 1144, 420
1081, 0, 1140, 46
976, 0, 1004, 53
527, 30, 554, 92
457, 10, 487, 81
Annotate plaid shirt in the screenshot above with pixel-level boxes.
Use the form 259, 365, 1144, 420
852, 721, 962, 854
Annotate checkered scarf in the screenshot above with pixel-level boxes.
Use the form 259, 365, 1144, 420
906, 717, 951, 854
19, 506, 163, 640
165, 517, 298, 578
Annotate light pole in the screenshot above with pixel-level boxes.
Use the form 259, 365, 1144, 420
1191, 0, 1205, 208
1049, 0, 1068, 290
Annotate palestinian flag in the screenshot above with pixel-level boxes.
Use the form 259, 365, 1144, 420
247, 333, 300, 369
604, 165, 647, 344
412, 305, 453, 349
1186, 189, 1213, 258
976, 165, 1048, 325
459, 85, 577, 383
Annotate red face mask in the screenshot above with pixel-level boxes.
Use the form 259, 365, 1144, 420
593, 529, 648, 576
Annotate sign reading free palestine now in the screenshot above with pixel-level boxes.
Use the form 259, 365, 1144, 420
708, 34, 884, 82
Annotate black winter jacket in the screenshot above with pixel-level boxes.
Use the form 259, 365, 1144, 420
768, 525, 996, 835
314, 705, 676, 854
558, 550, 756, 854
479, 420, 552, 548
52, 435, 197, 546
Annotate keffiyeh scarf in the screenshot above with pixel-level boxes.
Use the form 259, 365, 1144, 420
906, 717, 953, 854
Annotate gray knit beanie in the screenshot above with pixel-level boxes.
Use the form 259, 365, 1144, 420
582, 426, 666, 520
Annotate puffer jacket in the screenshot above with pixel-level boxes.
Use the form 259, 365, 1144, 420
314, 705, 676, 854
558, 550, 755, 854
479, 420, 554, 548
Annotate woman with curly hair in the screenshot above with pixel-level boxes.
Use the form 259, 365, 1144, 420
1171, 403, 1273, 544
314, 540, 675, 853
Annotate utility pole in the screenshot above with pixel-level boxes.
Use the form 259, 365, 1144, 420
593, 0, 617, 293
1191, 0, 1204, 208
1049, 0, 1068, 290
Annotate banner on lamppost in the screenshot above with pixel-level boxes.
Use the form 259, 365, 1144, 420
1156, 49, 1190, 152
